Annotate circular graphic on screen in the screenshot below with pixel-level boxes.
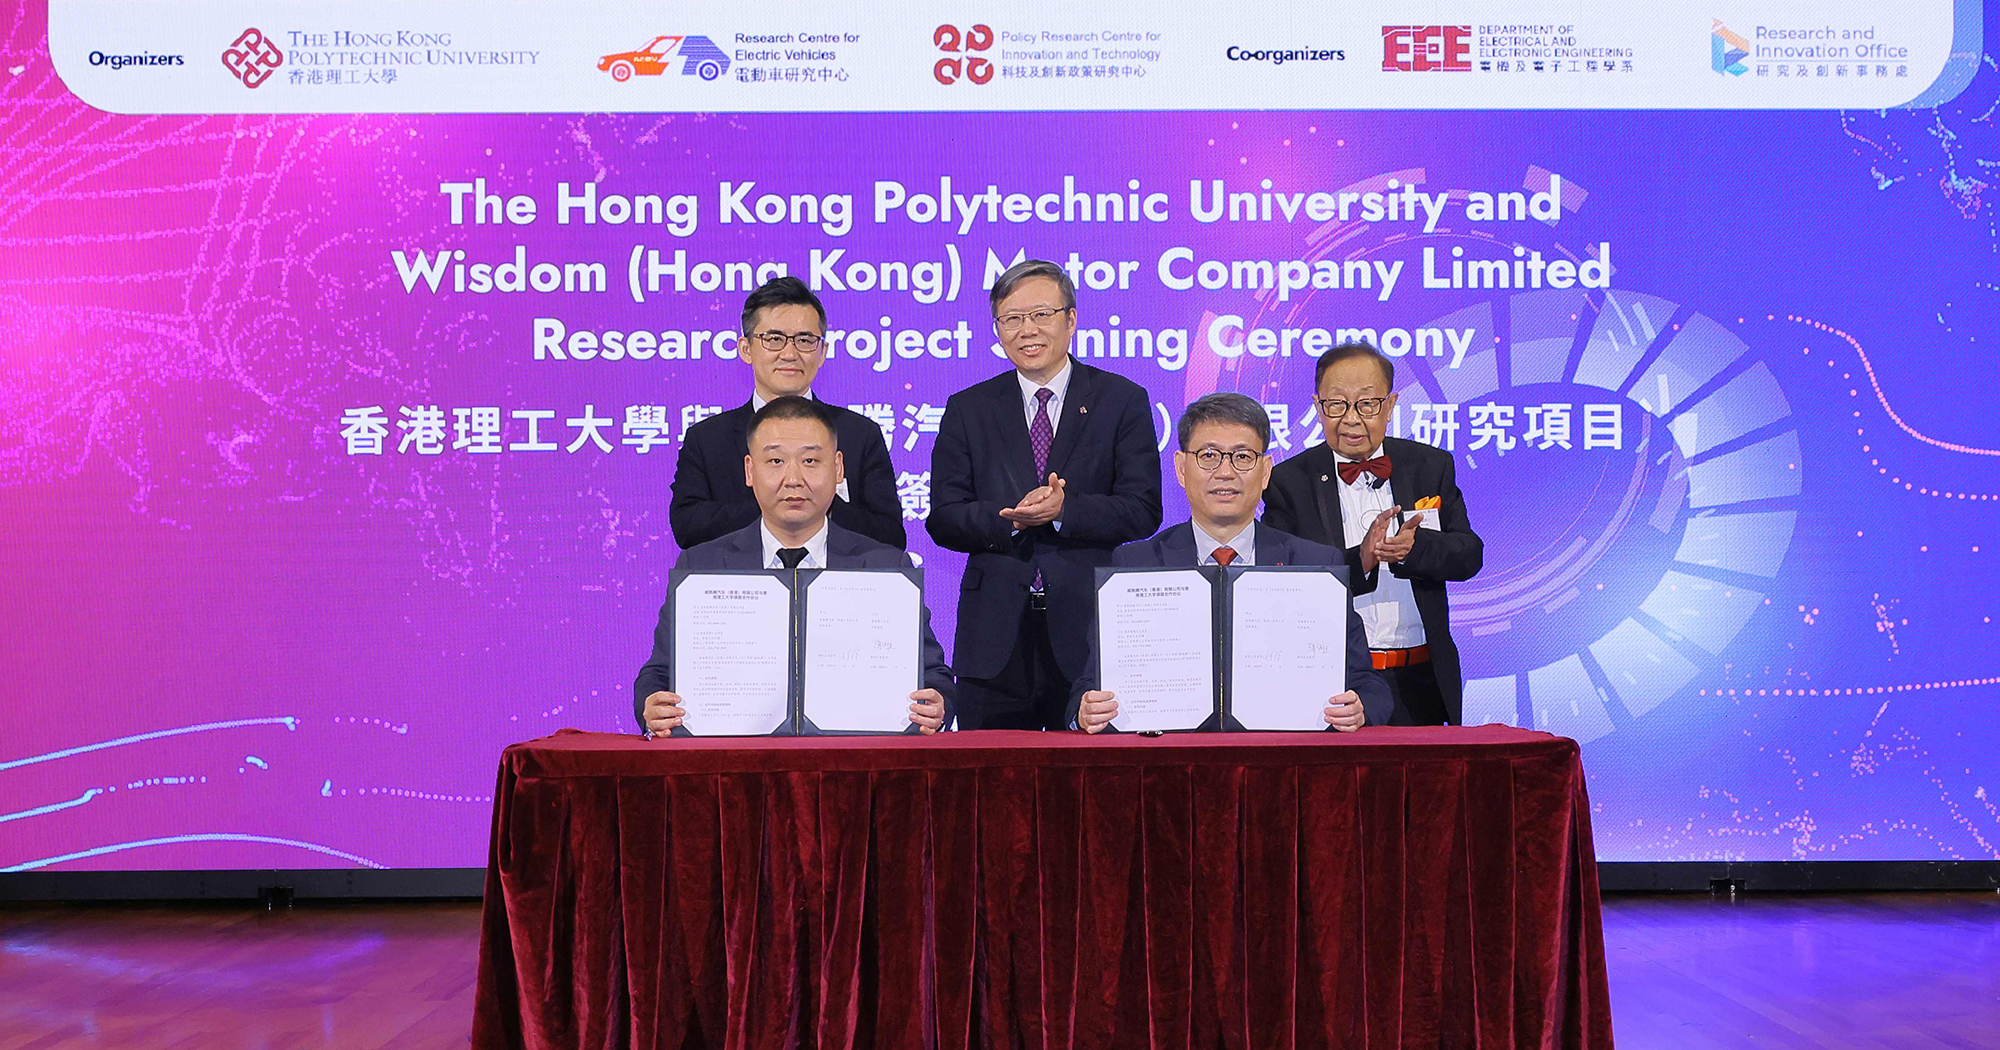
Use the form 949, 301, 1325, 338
1419, 288, 1799, 742
1186, 166, 1803, 743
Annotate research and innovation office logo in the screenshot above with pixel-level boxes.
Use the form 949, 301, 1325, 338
1711, 19, 1749, 75
221, 28, 284, 88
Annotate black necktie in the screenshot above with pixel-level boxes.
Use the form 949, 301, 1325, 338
777, 547, 809, 570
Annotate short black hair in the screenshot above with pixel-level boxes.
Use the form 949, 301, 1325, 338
1313, 341, 1394, 391
988, 258, 1076, 315
1177, 392, 1271, 452
745, 395, 837, 453
740, 276, 827, 336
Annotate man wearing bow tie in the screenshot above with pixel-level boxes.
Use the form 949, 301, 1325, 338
1264, 342, 1485, 726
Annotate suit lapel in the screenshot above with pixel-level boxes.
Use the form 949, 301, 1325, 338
1309, 445, 1347, 546
1252, 521, 1290, 566
1385, 437, 1417, 514
1158, 522, 1198, 566
1040, 360, 1098, 481
991, 374, 1041, 495
729, 522, 765, 568
823, 522, 861, 568
724, 401, 754, 475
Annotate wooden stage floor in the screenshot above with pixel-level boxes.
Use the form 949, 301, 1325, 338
0, 892, 1994, 1049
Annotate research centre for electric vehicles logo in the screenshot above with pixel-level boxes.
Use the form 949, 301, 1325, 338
597, 35, 730, 82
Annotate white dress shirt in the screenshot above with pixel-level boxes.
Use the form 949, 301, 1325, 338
1192, 521, 1257, 566
760, 519, 830, 570
752, 389, 850, 502
750, 390, 808, 410
1333, 447, 1426, 649
1016, 357, 1074, 436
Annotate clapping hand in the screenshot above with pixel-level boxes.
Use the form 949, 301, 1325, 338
999, 473, 1067, 528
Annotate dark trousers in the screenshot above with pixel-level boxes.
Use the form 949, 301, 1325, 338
957, 606, 1072, 731
1381, 659, 1450, 726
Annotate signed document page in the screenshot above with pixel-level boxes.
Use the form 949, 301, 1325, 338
1229, 569, 1346, 732
802, 571, 921, 733
1099, 569, 1215, 733
672, 573, 792, 735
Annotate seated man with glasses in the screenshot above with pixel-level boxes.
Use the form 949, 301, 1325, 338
1068, 392, 1390, 733
670, 276, 907, 549
1264, 342, 1485, 726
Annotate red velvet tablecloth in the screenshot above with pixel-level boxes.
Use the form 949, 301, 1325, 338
471, 727, 1612, 1050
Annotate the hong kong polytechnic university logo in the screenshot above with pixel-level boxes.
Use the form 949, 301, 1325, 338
222, 27, 285, 87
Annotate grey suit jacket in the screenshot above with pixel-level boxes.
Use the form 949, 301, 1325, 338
632, 520, 955, 728
1065, 520, 1393, 729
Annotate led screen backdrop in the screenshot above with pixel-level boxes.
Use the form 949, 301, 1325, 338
2, 1, 1996, 871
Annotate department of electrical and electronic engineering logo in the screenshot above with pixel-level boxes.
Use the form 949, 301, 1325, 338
1381, 25, 1470, 71
597, 35, 730, 82
1711, 19, 1749, 75
221, 28, 284, 88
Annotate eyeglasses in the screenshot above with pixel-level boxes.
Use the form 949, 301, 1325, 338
994, 307, 1071, 333
750, 331, 824, 353
1188, 447, 1263, 473
1315, 396, 1388, 420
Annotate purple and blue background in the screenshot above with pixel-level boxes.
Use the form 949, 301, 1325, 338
2, 5, 1997, 870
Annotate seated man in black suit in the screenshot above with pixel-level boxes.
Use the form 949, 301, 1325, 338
1264, 341, 1484, 725
1070, 392, 1391, 732
635, 396, 952, 735
669, 276, 906, 549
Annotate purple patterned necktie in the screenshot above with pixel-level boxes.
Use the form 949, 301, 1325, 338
1028, 386, 1055, 591
1029, 387, 1055, 477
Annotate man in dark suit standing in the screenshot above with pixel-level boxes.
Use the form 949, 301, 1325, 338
927, 259, 1163, 730
1070, 393, 1390, 732
1264, 342, 1484, 726
669, 276, 906, 549
635, 396, 952, 735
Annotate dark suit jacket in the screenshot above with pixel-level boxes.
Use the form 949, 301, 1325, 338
925, 360, 1164, 683
1263, 436, 1484, 723
1065, 521, 1393, 729
669, 398, 906, 550
631, 521, 955, 729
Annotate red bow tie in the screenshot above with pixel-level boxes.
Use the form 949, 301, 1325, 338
1336, 455, 1392, 485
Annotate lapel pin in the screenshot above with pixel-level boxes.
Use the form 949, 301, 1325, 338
1078, 405, 1089, 414
1320, 473, 1329, 482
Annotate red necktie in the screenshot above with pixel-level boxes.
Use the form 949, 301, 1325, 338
1211, 546, 1237, 567
1336, 455, 1392, 485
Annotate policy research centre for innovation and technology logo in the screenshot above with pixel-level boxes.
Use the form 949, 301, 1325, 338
1712, 19, 1750, 75
598, 35, 730, 82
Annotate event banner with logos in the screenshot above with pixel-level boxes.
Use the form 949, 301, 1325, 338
1, 0, 1994, 871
